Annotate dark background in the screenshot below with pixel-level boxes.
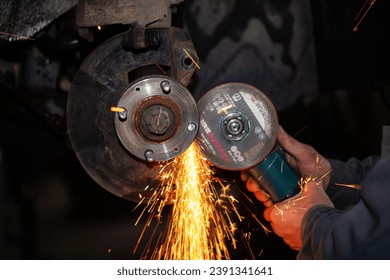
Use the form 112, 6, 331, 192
1, 0, 390, 259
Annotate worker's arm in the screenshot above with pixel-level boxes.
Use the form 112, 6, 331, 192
243, 126, 388, 258
325, 156, 379, 210
298, 156, 390, 259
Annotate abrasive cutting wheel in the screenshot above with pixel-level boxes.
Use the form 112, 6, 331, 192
196, 82, 278, 170
196, 82, 300, 203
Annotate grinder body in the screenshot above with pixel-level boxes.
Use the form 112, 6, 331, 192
247, 146, 299, 202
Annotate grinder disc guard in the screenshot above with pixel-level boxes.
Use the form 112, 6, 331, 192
196, 83, 278, 170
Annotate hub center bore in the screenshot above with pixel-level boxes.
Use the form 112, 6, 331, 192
142, 105, 173, 136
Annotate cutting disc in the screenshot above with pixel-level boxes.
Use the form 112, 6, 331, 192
196, 83, 278, 170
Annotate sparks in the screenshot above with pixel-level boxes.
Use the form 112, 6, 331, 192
297, 176, 317, 189
334, 183, 362, 190
155, 64, 166, 74
353, 0, 377, 32
134, 143, 241, 260
182, 48, 201, 70
110, 106, 125, 113
272, 176, 316, 220
217, 104, 234, 115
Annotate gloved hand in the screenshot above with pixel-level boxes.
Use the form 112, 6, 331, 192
241, 126, 334, 250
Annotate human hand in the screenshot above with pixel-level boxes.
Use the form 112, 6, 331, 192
263, 180, 334, 250
277, 126, 332, 188
242, 174, 274, 207
240, 126, 334, 249
241, 125, 332, 201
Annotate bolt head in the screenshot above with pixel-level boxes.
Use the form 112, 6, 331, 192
145, 150, 155, 162
118, 109, 127, 121
187, 123, 196, 132
160, 80, 171, 94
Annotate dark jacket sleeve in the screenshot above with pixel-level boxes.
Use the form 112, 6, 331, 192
297, 155, 390, 259
325, 156, 380, 210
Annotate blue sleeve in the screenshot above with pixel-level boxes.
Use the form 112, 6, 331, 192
297, 156, 390, 259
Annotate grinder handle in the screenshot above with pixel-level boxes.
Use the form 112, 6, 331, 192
247, 144, 300, 203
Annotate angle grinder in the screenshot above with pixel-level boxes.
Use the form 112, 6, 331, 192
196, 83, 300, 203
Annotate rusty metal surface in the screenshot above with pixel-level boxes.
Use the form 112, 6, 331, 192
66, 28, 198, 202
0, 0, 78, 41
76, 0, 184, 28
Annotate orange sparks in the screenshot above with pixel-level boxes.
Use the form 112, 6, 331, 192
334, 183, 362, 190
272, 176, 317, 220
353, 0, 377, 32
110, 106, 125, 113
155, 64, 166, 74
182, 48, 201, 70
134, 143, 242, 260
